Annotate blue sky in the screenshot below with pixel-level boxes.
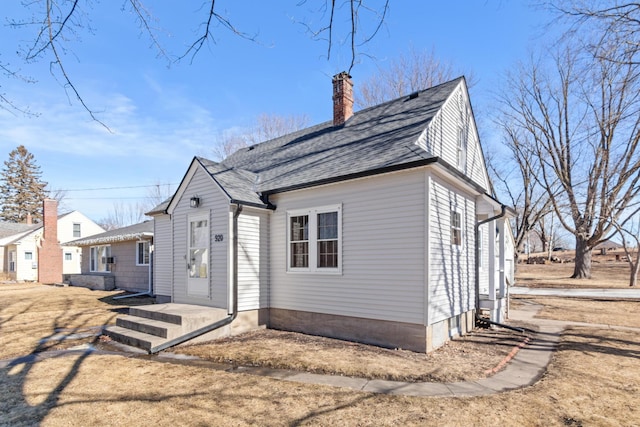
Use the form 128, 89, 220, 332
0, 1, 555, 222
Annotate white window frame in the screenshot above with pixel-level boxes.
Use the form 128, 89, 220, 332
286, 204, 342, 274
136, 240, 150, 266
8, 251, 15, 272
451, 208, 463, 249
73, 223, 81, 238
90, 245, 111, 272
457, 126, 466, 170
64, 252, 73, 261
24, 251, 33, 260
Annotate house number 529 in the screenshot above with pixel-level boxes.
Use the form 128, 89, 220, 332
214, 234, 224, 242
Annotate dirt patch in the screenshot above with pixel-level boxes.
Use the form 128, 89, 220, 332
174, 327, 532, 382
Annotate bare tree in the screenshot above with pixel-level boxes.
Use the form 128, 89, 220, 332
489, 124, 551, 258
96, 182, 174, 230
2, 1, 390, 123
551, 1, 640, 64
355, 46, 471, 108
97, 202, 146, 231
613, 215, 640, 287
211, 113, 310, 160
500, 42, 640, 279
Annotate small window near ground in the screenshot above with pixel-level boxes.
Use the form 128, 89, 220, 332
73, 223, 81, 238
65, 252, 72, 261
136, 241, 150, 266
24, 251, 33, 260
451, 210, 462, 247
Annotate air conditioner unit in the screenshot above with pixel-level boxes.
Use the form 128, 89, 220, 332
105, 256, 116, 264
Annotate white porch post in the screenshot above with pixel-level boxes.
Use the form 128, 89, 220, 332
498, 218, 506, 298
487, 219, 496, 321
497, 217, 506, 322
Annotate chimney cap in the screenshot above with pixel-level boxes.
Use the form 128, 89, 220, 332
333, 71, 352, 81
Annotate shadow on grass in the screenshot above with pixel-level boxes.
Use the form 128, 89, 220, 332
0, 286, 156, 425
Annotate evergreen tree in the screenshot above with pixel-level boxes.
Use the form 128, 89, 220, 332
0, 145, 48, 223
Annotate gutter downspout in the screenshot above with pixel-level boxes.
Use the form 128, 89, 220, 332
149, 203, 243, 354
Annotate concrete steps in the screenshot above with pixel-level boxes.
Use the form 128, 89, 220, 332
104, 303, 229, 353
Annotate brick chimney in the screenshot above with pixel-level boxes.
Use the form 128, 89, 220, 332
332, 71, 353, 126
38, 199, 62, 284
25, 213, 32, 225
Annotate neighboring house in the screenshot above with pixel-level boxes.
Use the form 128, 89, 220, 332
0, 221, 36, 279
65, 221, 153, 293
1, 204, 105, 282
146, 73, 514, 353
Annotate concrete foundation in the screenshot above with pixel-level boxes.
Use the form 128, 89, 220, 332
65, 274, 115, 291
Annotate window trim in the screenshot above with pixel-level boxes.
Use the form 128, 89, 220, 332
73, 223, 81, 238
64, 252, 73, 261
8, 251, 15, 272
286, 204, 342, 274
24, 251, 33, 260
136, 240, 151, 266
90, 245, 112, 273
451, 207, 463, 249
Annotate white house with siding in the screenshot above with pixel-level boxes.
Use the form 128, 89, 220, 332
140, 73, 513, 353
1, 210, 105, 281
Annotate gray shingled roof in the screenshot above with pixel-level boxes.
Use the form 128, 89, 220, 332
65, 221, 153, 246
152, 77, 464, 212
222, 78, 461, 195
0, 221, 37, 239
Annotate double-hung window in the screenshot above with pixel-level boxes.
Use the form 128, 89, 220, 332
136, 241, 150, 266
287, 205, 341, 273
451, 209, 462, 247
73, 223, 81, 238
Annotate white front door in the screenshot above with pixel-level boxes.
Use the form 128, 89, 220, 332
187, 214, 210, 297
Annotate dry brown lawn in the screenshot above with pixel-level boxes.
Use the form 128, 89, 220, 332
174, 327, 529, 383
513, 295, 640, 328
2, 281, 640, 426
516, 261, 634, 288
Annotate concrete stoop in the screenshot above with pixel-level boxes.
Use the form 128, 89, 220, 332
104, 303, 229, 353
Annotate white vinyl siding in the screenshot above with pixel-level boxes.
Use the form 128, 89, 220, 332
171, 167, 229, 308
153, 214, 173, 298
237, 208, 270, 311
416, 82, 490, 191
270, 169, 426, 324
428, 176, 476, 324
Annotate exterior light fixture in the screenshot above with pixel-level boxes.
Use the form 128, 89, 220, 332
190, 196, 200, 208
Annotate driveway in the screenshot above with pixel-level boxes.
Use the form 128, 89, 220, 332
510, 286, 640, 299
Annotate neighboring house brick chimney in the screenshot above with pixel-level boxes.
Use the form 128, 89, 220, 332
333, 71, 353, 126
38, 199, 62, 284
25, 213, 32, 225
